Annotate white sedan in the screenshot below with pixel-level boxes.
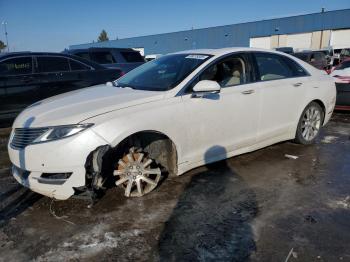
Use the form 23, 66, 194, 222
8, 48, 336, 200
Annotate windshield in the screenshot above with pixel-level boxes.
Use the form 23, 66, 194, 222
115, 54, 211, 91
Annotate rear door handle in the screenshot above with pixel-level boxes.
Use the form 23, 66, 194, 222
241, 90, 255, 95
293, 82, 303, 87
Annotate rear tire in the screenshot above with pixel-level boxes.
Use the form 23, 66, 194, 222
294, 102, 324, 145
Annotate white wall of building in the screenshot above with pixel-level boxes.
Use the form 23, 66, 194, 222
249, 36, 271, 49
249, 29, 350, 51
286, 33, 312, 50
330, 29, 350, 49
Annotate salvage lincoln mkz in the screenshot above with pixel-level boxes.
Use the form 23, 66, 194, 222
8, 48, 336, 200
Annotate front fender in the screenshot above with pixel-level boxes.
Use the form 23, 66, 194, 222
86, 97, 186, 165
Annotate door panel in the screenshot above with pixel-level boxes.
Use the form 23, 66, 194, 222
257, 78, 305, 141
0, 56, 40, 122
68, 59, 104, 88
36, 56, 82, 99
182, 83, 260, 163
253, 52, 308, 141
0, 72, 7, 122
38, 71, 82, 99
181, 53, 260, 164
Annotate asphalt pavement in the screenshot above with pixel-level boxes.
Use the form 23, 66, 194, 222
0, 113, 349, 261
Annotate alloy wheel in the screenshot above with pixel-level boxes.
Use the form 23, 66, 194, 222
301, 106, 322, 141
114, 148, 161, 197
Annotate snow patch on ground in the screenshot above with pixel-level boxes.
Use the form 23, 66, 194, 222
328, 196, 350, 209
35, 223, 143, 261
321, 136, 338, 144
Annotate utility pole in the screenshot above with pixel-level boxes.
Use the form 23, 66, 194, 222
320, 7, 325, 49
2, 22, 9, 52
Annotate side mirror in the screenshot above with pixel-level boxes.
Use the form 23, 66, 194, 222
193, 80, 221, 94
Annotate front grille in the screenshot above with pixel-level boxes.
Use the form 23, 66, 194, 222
11, 127, 49, 149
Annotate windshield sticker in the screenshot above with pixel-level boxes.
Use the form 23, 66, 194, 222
185, 55, 209, 60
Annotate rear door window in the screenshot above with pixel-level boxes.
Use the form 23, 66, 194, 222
0, 57, 32, 76
37, 56, 70, 73
69, 59, 91, 71
282, 56, 308, 77
121, 51, 144, 62
74, 52, 91, 61
90, 52, 116, 64
254, 53, 294, 81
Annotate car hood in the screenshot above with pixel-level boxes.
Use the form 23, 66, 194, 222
13, 84, 165, 128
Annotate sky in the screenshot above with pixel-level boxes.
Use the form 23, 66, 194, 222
0, 0, 349, 52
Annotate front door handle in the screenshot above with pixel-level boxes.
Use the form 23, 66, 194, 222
293, 82, 303, 87
241, 90, 255, 95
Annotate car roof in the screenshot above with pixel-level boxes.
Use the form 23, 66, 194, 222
67, 47, 138, 52
0, 51, 77, 58
172, 47, 290, 56
0, 51, 106, 69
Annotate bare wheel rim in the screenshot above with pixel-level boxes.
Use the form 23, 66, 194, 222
113, 147, 161, 197
301, 106, 321, 141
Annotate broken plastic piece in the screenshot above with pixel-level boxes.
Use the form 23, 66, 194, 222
284, 248, 294, 262
285, 154, 299, 160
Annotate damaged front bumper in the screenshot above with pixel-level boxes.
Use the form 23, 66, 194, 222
12, 165, 86, 200
8, 129, 109, 200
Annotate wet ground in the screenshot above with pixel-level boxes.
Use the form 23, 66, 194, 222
0, 113, 349, 262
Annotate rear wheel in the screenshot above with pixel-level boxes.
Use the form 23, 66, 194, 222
113, 147, 161, 197
294, 102, 324, 145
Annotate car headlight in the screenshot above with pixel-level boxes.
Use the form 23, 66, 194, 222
33, 124, 93, 143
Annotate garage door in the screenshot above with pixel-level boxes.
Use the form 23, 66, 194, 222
330, 29, 350, 49
249, 37, 271, 49
286, 33, 312, 50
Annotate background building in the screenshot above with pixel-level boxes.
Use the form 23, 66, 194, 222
70, 8, 350, 55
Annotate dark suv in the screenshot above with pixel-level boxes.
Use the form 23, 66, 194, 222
0, 52, 122, 126
66, 48, 145, 74
293, 51, 328, 70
